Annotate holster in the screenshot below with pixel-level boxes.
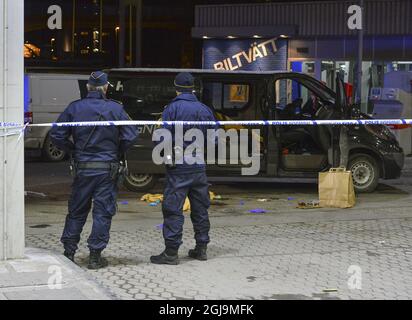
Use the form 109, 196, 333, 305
69, 158, 77, 178
111, 161, 128, 187
110, 163, 120, 180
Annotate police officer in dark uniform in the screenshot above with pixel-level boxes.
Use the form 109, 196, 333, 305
150, 72, 216, 265
51, 71, 138, 270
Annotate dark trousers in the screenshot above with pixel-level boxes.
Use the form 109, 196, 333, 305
162, 171, 211, 250
61, 172, 118, 253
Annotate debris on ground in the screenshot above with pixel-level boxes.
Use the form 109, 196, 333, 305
212, 194, 222, 200
322, 288, 338, 293
239, 201, 245, 206
149, 201, 160, 207
249, 209, 267, 214
210, 201, 228, 206
257, 199, 270, 202
297, 201, 321, 209
119, 201, 129, 205
212, 195, 230, 201
141, 192, 220, 212
24, 191, 47, 199
141, 194, 163, 203
287, 197, 296, 201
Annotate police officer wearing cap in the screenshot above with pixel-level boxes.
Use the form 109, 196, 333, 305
51, 71, 138, 269
150, 72, 216, 265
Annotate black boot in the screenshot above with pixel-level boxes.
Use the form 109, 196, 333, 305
87, 250, 108, 270
64, 250, 75, 263
188, 245, 207, 261
150, 249, 179, 265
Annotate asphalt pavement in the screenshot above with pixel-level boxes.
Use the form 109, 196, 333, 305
23, 156, 412, 300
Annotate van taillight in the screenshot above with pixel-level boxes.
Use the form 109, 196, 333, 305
24, 112, 33, 124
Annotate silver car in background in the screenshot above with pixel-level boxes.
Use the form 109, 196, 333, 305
24, 73, 89, 161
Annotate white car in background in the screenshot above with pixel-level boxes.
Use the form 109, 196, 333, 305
24, 73, 89, 161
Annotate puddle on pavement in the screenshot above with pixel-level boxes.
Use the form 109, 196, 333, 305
210, 201, 228, 206
29, 224, 52, 229
375, 184, 409, 195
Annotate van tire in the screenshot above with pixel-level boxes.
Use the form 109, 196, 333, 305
123, 173, 158, 192
42, 134, 67, 162
348, 154, 380, 193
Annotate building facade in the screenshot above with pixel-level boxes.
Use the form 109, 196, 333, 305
192, 0, 412, 110
24, 0, 239, 70
25, 0, 121, 68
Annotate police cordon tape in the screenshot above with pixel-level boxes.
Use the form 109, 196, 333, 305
1, 119, 412, 130
0, 119, 410, 139
0, 123, 28, 139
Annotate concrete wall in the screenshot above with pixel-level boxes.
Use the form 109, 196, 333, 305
0, 0, 25, 260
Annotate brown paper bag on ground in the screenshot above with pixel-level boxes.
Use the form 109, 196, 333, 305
319, 167, 356, 208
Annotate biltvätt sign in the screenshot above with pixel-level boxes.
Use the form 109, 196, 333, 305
213, 38, 278, 71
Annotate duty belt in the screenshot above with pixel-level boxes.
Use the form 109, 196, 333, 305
76, 162, 113, 170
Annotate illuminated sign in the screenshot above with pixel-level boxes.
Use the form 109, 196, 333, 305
203, 38, 288, 72
213, 38, 278, 71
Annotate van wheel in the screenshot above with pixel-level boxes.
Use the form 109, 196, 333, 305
123, 173, 158, 192
348, 154, 380, 193
42, 134, 66, 162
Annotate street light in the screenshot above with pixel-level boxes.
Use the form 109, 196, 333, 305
50, 38, 56, 57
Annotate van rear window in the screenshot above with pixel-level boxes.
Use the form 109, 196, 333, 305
107, 76, 176, 119
107, 74, 203, 120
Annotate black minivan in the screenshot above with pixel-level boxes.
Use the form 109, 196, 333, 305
106, 68, 404, 193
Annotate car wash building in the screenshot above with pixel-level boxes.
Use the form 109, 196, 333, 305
192, 0, 412, 112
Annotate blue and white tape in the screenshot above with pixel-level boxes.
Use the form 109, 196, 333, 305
1, 119, 412, 129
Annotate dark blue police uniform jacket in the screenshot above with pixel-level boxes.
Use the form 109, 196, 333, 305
50, 91, 138, 253
51, 91, 138, 167
162, 93, 216, 174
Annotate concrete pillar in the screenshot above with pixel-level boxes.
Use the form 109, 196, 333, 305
314, 60, 322, 81
0, 0, 25, 260
360, 61, 371, 113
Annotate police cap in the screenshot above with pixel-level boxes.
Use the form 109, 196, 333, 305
174, 72, 194, 93
88, 71, 108, 87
